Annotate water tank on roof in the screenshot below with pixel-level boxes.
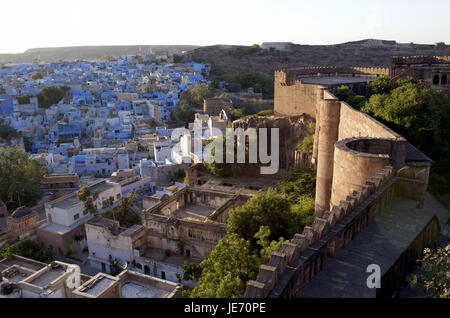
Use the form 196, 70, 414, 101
1, 282, 13, 295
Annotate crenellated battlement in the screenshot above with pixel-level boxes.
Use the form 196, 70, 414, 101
244, 163, 428, 298
390, 55, 450, 65
275, 66, 389, 86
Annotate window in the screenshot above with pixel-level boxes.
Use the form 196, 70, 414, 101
433, 75, 440, 85
161, 271, 166, 280
442, 75, 448, 85
73, 213, 79, 220
185, 249, 190, 257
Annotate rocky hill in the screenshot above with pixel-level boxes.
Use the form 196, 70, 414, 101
0, 45, 200, 63
182, 39, 450, 77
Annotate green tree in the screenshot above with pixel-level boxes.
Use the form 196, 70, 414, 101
115, 193, 141, 227
230, 108, 245, 121
173, 103, 195, 127
0, 146, 47, 210
31, 71, 43, 80
410, 245, 450, 298
38, 85, 70, 108
77, 186, 99, 215
334, 85, 366, 109
189, 228, 283, 298
362, 79, 450, 196
1, 237, 53, 263
0, 118, 20, 140
17, 94, 32, 105
366, 75, 396, 96
177, 262, 202, 282
109, 258, 123, 276
224, 72, 274, 98
227, 188, 291, 246
181, 84, 214, 109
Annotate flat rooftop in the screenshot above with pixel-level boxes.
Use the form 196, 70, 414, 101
142, 247, 201, 267
90, 181, 116, 193
81, 275, 117, 297
0, 259, 46, 272
174, 204, 215, 221
299, 76, 372, 85
89, 217, 117, 229
52, 194, 81, 210
29, 268, 65, 288
121, 280, 171, 298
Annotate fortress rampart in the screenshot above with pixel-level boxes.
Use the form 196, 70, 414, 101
244, 67, 433, 298
244, 165, 435, 298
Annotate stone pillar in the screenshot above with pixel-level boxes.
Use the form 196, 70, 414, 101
315, 99, 341, 216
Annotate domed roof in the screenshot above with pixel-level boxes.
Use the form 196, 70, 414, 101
10, 206, 33, 219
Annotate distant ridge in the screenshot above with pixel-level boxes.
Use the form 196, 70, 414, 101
182, 39, 450, 77
0, 45, 201, 63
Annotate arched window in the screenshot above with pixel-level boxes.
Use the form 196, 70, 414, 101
433, 75, 440, 85
136, 263, 142, 270
441, 75, 448, 85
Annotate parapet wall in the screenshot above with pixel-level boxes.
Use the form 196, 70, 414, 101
244, 164, 429, 298
244, 66, 424, 298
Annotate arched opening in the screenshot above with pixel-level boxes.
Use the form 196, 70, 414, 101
433, 75, 440, 85
441, 75, 448, 85
136, 263, 142, 270
144, 265, 150, 275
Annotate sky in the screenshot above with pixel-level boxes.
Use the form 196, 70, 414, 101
1, 0, 449, 53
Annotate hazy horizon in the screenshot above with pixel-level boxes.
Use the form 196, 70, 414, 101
1, 0, 449, 54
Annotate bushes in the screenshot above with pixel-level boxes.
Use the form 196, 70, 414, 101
1, 237, 53, 263
410, 245, 450, 298
17, 94, 32, 104
223, 72, 274, 98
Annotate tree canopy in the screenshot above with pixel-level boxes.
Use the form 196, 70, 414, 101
181, 84, 214, 109
0, 146, 47, 210
38, 85, 70, 108
189, 230, 283, 298
410, 245, 450, 298
0, 118, 20, 140
31, 71, 43, 80
1, 236, 53, 263
361, 78, 450, 194
114, 193, 141, 227
77, 186, 99, 214
224, 72, 274, 98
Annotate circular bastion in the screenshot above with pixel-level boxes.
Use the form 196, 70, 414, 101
330, 137, 399, 207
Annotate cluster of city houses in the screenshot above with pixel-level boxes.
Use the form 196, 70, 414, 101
0, 54, 263, 298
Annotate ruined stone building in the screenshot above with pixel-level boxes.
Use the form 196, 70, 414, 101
81, 184, 255, 284
244, 64, 446, 298
203, 97, 233, 116
138, 186, 251, 282
7, 207, 39, 240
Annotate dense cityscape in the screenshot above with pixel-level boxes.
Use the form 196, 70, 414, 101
0, 1, 448, 309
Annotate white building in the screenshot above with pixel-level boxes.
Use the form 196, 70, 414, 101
85, 216, 145, 274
